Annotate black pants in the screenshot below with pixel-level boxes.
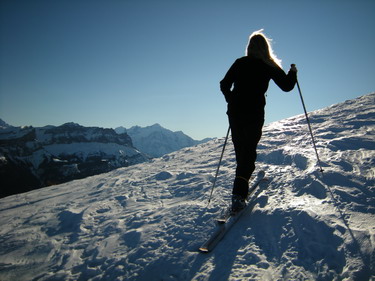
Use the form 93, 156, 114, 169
228, 112, 264, 198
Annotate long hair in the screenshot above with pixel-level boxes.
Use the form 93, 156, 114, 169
246, 29, 282, 68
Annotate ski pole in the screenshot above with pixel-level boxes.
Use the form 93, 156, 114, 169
293, 64, 324, 173
207, 125, 231, 207
293, 67, 369, 266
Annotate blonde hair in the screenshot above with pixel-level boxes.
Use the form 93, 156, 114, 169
246, 29, 282, 67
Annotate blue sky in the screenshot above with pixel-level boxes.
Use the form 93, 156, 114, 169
1, 0, 374, 139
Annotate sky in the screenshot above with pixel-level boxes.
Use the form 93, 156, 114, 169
1, 0, 374, 140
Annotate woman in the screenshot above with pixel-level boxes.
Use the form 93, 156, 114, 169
220, 30, 297, 212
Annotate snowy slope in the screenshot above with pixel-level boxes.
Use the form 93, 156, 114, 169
0, 93, 374, 281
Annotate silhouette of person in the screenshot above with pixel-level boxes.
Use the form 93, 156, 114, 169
220, 30, 297, 211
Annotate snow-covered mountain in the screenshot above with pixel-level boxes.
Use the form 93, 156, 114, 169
0, 122, 148, 198
0, 93, 374, 280
0, 119, 11, 129
115, 123, 212, 158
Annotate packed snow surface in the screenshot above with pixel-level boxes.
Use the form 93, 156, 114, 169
0, 93, 374, 280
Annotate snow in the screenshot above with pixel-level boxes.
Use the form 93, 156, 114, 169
0, 93, 374, 281
43, 143, 140, 161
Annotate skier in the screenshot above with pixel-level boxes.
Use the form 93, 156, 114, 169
220, 30, 297, 212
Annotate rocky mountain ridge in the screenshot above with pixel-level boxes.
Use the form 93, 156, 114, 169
0, 122, 148, 198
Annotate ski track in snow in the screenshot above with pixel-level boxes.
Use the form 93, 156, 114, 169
0, 93, 374, 280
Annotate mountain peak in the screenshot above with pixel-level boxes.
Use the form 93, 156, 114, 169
61, 122, 82, 127
0, 118, 12, 129
123, 123, 205, 158
151, 123, 162, 128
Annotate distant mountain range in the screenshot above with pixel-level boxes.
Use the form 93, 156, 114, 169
0, 121, 211, 198
115, 123, 212, 158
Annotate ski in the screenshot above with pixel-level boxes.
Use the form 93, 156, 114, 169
199, 171, 266, 253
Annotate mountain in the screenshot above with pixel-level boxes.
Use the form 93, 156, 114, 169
115, 123, 212, 158
0, 93, 374, 280
0, 122, 148, 198
0, 119, 11, 129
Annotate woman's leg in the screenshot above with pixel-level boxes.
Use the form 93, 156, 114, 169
229, 114, 264, 199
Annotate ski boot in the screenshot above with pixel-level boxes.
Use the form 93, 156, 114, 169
231, 194, 246, 213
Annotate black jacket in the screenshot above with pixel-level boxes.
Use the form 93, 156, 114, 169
220, 56, 296, 116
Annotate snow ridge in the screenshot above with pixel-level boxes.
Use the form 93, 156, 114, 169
0, 93, 374, 280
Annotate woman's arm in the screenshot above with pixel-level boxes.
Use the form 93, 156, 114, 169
271, 64, 297, 92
